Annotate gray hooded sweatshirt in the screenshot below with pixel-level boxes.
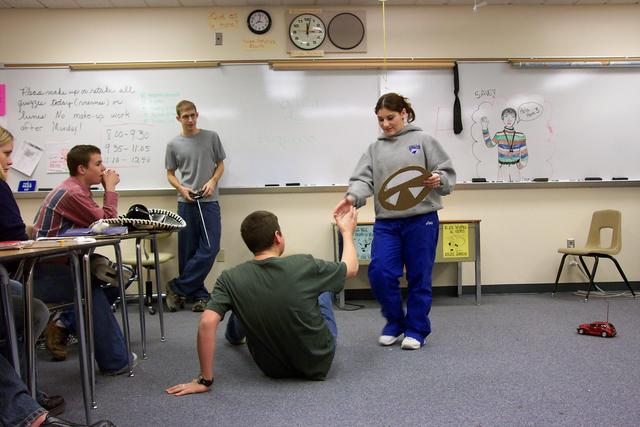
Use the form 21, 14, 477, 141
346, 124, 456, 219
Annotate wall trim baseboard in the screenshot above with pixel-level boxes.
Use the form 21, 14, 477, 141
344, 281, 639, 300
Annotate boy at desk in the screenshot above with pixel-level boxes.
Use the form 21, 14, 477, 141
167, 208, 358, 395
32, 144, 135, 376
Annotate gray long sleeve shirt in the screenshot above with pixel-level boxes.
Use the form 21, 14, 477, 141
346, 124, 456, 219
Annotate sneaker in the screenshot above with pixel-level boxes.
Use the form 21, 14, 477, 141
401, 336, 424, 350
39, 393, 66, 416
165, 281, 184, 312
378, 334, 402, 346
228, 337, 247, 345
92, 256, 133, 286
44, 320, 70, 361
192, 299, 207, 312
102, 352, 138, 376
41, 415, 115, 426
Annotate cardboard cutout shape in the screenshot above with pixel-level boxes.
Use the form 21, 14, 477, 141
378, 166, 431, 211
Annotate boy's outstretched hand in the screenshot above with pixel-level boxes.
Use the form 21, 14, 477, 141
166, 379, 210, 396
334, 205, 358, 235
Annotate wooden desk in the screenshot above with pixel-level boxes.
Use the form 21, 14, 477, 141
333, 219, 482, 306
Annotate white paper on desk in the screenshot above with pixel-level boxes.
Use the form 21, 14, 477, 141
11, 140, 44, 177
46, 141, 73, 174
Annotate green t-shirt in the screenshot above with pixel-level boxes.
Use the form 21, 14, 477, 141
206, 254, 346, 380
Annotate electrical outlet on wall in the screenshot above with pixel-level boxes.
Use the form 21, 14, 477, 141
215, 33, 223, 46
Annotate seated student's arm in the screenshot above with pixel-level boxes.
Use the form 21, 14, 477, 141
334, 206, 359, 278
166, 309, 221, 396
62, 189, 118, 227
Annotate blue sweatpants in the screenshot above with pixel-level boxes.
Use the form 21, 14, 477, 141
368, 212, 439, 343
173, 201, 221, 301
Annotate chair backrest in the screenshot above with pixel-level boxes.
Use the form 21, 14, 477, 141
585, 209, 621, 254
142, 232, 173, 259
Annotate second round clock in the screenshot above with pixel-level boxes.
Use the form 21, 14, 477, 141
289, 13, 326, 51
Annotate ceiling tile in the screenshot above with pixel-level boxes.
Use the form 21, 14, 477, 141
38, 0, 80, 7
3, 0, 45, 7
145, 0, 181, 6
178, 0, 213, 5
75, 0, 113, 8
108, 0, 147, 7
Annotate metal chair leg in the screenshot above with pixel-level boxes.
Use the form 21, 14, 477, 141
552, 254, 569, 295
607, 255, 636, 298
581, 256, 599, 301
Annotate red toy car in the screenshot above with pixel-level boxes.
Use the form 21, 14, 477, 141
577, 321, 617, 338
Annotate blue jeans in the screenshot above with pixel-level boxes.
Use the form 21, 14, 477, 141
0, 353, 45, 427
4, 280, 50, 388
172, 201, 221, 301
368, 212, 439, 342
33, 263, 129, 373
224, 291, 338, 348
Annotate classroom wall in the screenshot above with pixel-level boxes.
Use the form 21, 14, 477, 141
3, 5, 640, 291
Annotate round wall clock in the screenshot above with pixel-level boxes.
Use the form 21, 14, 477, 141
289, 13, 326, 50
247, 9, 272, 35
328, 12, 365, 50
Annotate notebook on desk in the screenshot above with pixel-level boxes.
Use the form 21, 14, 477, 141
60, 226, 129, 237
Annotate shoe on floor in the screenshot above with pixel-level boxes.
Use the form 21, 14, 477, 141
228, 337, 247, 345
378, 334, 402, 346
92, 256, 133, 286
401, 336, 424, 350
44, 320, 70, 361
165, 280, 184, 312
39, 393, 66, 416
41, 415, 116, 427
192, 299, 207, 312
102, 352, 138, 376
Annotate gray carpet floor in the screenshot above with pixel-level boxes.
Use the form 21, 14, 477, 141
37, 293, 640, 427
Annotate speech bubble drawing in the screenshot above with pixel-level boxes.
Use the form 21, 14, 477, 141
517, 102, 543, 122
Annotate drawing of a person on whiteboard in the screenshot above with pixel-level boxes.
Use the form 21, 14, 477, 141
481, 107, 528, 182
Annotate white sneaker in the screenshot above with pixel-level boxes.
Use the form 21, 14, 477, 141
378, 335, 401, 346
401, 337, 423, 350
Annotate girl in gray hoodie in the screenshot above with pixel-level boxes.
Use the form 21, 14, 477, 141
333, 93, 456, 350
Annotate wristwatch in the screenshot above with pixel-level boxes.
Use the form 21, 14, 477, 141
197, 375, 214, 387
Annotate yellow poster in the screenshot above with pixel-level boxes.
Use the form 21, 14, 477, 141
442, 223, 469, 258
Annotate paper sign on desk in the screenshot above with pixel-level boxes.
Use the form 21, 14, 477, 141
0, 84, 5, 116
442, 223, 469, 258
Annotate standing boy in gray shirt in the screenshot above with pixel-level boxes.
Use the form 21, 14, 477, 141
165, 100, 226, 312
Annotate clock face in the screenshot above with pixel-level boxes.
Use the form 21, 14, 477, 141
247, 9, 271, 35
289, 13, 326, 50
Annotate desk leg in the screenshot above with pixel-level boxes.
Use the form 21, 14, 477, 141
135, 238, 147, 359
113, 244, 133, 377
70, 253, 92, 425
150, 235, 166, 342
82, 251, 98, 409
337, 290, 346, 309
457, 262, 462, 298
23, 259, 37, 398
475, 226, 482, 306
0, 265, 20, 375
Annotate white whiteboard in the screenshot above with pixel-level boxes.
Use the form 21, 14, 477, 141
2, 63, 639, 191
0, 65, 380, 190
383, 63, 640, 182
